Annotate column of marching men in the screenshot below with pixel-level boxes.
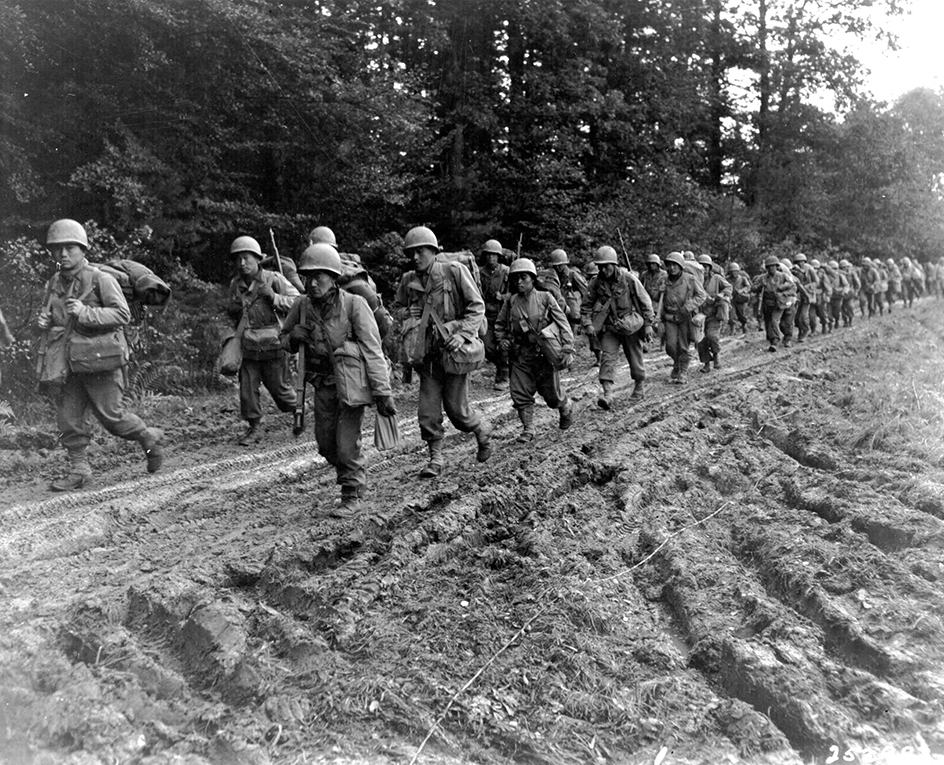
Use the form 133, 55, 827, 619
30, 220, 944, 506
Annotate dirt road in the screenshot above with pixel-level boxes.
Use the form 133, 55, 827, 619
2, 301, 944, 765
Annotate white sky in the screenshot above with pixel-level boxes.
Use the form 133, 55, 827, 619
856, 0, 944, 102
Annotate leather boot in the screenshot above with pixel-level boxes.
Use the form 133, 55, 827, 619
50, 449, 93, 492
238, 419, 260, 446
558, 398, 574, 429
597, 381, 614, 410
516, 406, 535, 442
493, 369, 509, 391
473, 421, 493, 463
629, 381, 644, 401
140, 428, 165, 473
701, 362, 711, 373
419, 439, 444, 478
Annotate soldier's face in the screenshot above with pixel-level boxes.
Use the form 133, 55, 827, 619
48, 243, 86, 271
485, 253, 498, 268
599, 264, 616, 279
413, 246, 437, 273
237, 252, 260, 277
306, 271, 336, 300
666, 263, 681, 277
516, 274, 533, 293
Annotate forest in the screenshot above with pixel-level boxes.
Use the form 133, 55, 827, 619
2, 0, 944, 398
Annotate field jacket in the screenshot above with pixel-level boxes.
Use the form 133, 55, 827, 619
494, 288, 574, 357
729, 271, 752, 304
392, 260, 485, 359
227, 269, 299, 330
660, 272, 706, 324
758, 269, 797, 309
793, 263, 818, 304
582, 267, 655, 334
701, 272, 732, 321
640, 268, 667, 306
281, 287, 391, 396
479, 263, 509, 318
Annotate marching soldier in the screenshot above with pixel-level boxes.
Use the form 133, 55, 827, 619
640, 254, 667, 342
581, 246, 654, 408
791, 253, 817, 342
695, 254, 731, 371
495, 258, 575, 443
839, 259, 860, 327
660, 251, 706, 384
479, 239, 510, 390
757, 255, 798, 351
37, 219, 165, 491
226, 236, 300, 445
281, 244, 395, 508
726, 262, 752, 334
392, 226, 493, 478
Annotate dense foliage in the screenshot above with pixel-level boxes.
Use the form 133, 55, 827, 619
2, 0, 943, 401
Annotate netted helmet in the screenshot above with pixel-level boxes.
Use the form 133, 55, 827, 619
509, 258, 537, 277
481, 239, 503, 256
664, 251, 685, 268
696, 253, 713, 266
46, 219, 89, 249
403, 226, 440, 252
308, 226, 337, 248
231, 236, 262, 258
646, 253, 662, 265
793, 252, 807, 263
548, 248, 569, 266
764, 255, 780, 267
297, 243, 342, 276
593, 246, 619, 265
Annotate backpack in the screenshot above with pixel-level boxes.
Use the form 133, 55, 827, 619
438, 251, 480, 292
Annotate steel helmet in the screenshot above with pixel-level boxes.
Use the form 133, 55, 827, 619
780, 258, 792, 268
862, 257, 872, 265
886, 257, 895, 265
297, 243, 343, 276
839, 258, 852, 268
794, 252, 807, 263
828, 259, 840, 269
46, 219, 89, 249
696, 253, 713, 265
664, 251, 685, 268
646, 253, 661, 265
481, 239, 503, 256
726, 261, 740, 272
683, 250, 695, 260
548, 248, 569, 266
810, 258, 821, 268
593, 246, 619, 265
764, 255, 780, 267
231, 236, 263, 258
509, 258, 537, 277
403, 226, 440, 252
308, 226, 338, 248
583, 262, 599, 276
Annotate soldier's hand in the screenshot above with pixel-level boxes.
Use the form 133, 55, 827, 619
64, 299, 83, 317
499, 339, 511, 351
290, 325, 309, 343
560, 350, 574, 369
375, 396, 397, 418
409, 304, 423, 319
257, 283, 275, 303
445, 334, 463, 352
643, 325, 654, 344
37, 311, 51, 330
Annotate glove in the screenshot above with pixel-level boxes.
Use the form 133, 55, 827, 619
643, 325, 654, 344
257, 282, 275, 303
375, 396, 397, 417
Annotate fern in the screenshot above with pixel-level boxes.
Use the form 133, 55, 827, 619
0, 399, 14, 422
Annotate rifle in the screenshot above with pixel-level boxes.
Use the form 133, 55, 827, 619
292, 297, 307, 436
268, 228, 284, 277
516, 234, 522, 260
617, 229, 633, 272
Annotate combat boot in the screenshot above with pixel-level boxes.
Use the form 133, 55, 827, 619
558, 398, 574, 429
516, 406, 535, 442
493, 369, 509, 392
629, 381, 644, 402
50, 449, 93, 492
140, 428, 165, 474
700, 362, 711, 373
473, 421, 493, 463
597, 381, 614, 410
419, 439, 444, 478
238, 419, 261, 446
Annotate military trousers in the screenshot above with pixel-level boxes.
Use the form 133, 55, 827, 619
509, 348, 564, 410
730, 300, 749, 330
762, 303, 791, 346
482, 317, 509, 380
417, 357, 483, 443
794, 301, 811, 340
239, 353, 296, 423
313, 383, 367, 493
663, 320, 691, 374
58, 370, 148, 451
599, 329, 645, 384
841, 296, 856, 325
697, 317, 723, 363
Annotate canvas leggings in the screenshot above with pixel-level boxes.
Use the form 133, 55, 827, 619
58, 370, 148, 451
509, 347, 564, 410
239, 354, 296, 422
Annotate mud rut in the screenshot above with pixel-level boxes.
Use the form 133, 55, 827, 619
2, 303, 944, 765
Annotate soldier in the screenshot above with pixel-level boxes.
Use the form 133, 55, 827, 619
810, 258, 830, 334
839, 259, 860, 327
695, 254, 731, 372
226, 235, 300, 446
582, 260, 602, 363
36, 219, 165, 491
861, 257, 881, 317
392, 226, 493, 478
479, 239, 510, 390
901, 257, 921, 307
886, 258, 902, 310
281, 244, 395, 508
660, 251, 706, 384
640, 254, 667, 342
757, 254, 797, 352
725, 262, 752, 334
581, 246, 654, 408
791, 253, 817, 342
495, 258, 574, 442
548, 249, 588, 335
824, 259, 847, 330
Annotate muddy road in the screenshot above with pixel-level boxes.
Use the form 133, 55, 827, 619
2, 301, 944, 765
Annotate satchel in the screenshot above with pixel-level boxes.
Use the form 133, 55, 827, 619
519, 301, 567, 369
241, 325, 282, 360
400, 313, 426, 366
612, 310, 644, 336
332, 340, 373, 407
429, 309, 485, 375
68, 329, 129, 374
